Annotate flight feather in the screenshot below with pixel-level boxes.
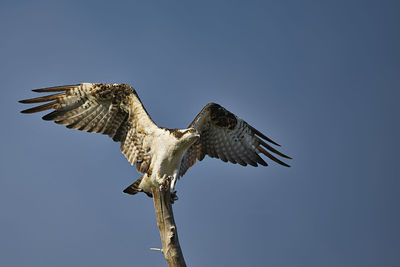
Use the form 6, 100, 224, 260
20, 83, 159, 173
20, 84, 291, 199
179, 103, 291, 176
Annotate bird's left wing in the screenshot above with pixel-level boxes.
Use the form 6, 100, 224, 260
179, 103, 291, 177
20, 83, 160, 173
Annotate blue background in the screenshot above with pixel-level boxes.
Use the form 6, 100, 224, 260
1, 1, 399, 266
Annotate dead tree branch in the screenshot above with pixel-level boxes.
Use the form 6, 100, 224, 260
152, 178, 187, 267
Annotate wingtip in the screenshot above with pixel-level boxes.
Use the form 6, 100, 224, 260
32, 88, 50, 93
32, 84, 77, 93
19, 101, 58, 114
282, 162, 291, 167
258, 161, 268, 167
278, 152, 292, 160
32, 88, 62, 93
20, 109, 32, 114
266, 138, 280, 147
249, 125, 281, 146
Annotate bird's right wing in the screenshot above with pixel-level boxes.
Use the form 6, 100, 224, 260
20, 83, 160, 174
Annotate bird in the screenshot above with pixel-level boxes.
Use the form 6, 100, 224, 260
20, 83, 291, 202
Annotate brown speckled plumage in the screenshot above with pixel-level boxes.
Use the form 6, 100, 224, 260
179, 102, 291, 177
20, 83, 291, 198
20, 83, 156, 175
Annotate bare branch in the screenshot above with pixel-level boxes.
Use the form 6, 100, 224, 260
152, 178, 187, 267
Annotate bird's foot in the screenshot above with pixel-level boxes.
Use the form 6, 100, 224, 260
170, 191, 179, 204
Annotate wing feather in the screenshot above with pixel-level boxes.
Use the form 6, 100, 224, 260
20, 83, 160, 173
20, 101, 60, 114
179, 103, 290, 176
221, 131, 238, 164
216, 131, 231, 162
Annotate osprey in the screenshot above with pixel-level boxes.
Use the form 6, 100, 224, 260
20, 83, 291, 201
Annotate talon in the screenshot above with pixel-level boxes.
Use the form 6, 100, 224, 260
170, 191, 179, 204
159, 175, 169, 190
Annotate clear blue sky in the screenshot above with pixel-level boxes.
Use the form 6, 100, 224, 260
1, 1, 399, 266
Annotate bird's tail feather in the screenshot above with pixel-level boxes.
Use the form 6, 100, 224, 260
123, 176, 143, 195
123, 176, 153, 198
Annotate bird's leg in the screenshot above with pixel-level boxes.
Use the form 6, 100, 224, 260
170, 176, 177, 192
169, 175, 179, 203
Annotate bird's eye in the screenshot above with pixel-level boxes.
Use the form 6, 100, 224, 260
189, 128, 196, 133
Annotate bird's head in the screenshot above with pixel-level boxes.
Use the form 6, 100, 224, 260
182, 128, 200, 144
173, 128, 200, 149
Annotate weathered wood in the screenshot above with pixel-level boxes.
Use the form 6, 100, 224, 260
152, 179, 187, 267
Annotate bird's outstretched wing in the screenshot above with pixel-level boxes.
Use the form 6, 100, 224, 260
20, 83, 159, 174
179, 103, 291, 176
